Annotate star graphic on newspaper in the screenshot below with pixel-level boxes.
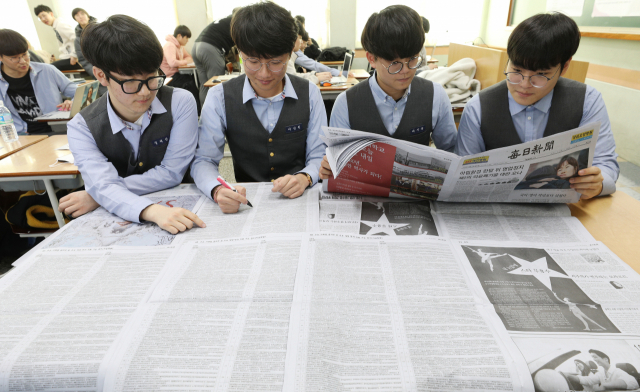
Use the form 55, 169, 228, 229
361, 213, 409, 236
507, 255, 569, 290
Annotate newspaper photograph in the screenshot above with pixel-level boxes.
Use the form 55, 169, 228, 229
322, 122, 600, 204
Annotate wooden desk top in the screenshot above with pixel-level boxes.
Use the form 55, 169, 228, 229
178, 63, 196, 69
61, 69, 84, 73
0, 135, 47, 160
0, 135, 79, 178
352, 69, 370, 79
319, 61, 343, 66
570, 192, 640, 274
319, 77, 359, 91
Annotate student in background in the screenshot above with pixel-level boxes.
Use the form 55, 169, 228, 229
0, 29, 76, 135
34, 5, 78, 71
192, 2, 327, 214
161, 25, 200, 114
60, 15, 204, 234
291, 21, 351, 82
287, 23, 328, 84
192, 11, 237, 105
295, 15, 321, 60
72, 8, 97, 78
319, 5, 457, 180
456, 13, 619, 200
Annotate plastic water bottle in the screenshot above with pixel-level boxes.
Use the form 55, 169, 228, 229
0, 100, 19, 143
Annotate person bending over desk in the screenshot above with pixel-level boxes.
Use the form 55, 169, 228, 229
60, 15, 204, 234
455, 13, 619, 200
191, 2, 327, 214
319, 5, 457, 180
0, 29, 76, 135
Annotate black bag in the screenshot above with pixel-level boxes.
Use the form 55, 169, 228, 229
317, 47, 348, 62
5, 190, 71, 229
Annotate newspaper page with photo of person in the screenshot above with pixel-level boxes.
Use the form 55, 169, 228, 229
452, 239, 640, 392
321, 123, 600, 204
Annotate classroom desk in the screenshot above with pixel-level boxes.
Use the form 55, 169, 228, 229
352, 68, 370, 79
319, 60, 343, 68
203, 75, 239, 88
0, 135, 82, 228
177, 63, 198, 86
318, 77, 359, 100
0, 135, 47, 160
570, 191, 640, 274
61, 69, 85, 80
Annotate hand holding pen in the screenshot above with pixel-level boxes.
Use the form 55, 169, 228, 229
214, 176, 253, 213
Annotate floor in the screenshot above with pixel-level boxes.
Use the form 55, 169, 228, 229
616, 157, 640, 201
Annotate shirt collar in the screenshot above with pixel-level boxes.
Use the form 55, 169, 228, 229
368, 71, 411, 103
241, 73, 297, 104
105, 91, 167, 134
507, 87, 554, 116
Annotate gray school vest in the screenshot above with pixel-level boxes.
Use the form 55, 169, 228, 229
223, 74, 310, 183
345, 75, 434, 145
81, 86, 174, 178
479, 78, 586, 151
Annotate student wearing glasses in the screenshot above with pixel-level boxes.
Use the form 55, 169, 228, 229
0, 29, 76, 135
191, 2, 327, 214
318, 5, 457, 180
456, 13, 619, 199
61, 15, 205, 234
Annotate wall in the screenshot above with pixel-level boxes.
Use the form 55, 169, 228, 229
482, 0, 640, 166
175, 0, 209, 54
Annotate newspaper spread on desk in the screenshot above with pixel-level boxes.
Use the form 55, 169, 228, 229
322, 122, 600, 204
3, 233, 640, 391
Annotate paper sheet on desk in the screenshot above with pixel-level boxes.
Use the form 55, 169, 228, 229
56, 143, 70, 150
49, 153, 74, 167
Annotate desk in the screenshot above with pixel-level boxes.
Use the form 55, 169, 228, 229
0, 135, 82, 228
177, 63, 198, 86
319, 60, 343, 68
318, 77, 359, 100
0, 135, 47, 160
570, 192, 640, 273
352, 68, 370, 79
61, 69, 85, 80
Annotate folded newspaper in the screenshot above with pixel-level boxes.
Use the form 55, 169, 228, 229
321, 122, 600, 204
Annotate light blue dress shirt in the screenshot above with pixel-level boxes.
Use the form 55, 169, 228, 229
456, 84, 619, 196
0, 62, 77, 134
294, 51, 340, 77
329, 73, 458, 152
67, 88, 199, 222
191, 74, 327, 199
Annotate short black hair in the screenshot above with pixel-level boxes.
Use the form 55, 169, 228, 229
296, 20, 309, 42
589, 349, 610, 364
422, 17, 430, 33
508, 13, 580, 71
71, 8, 88, 20
34, 5, 52, 16
174, 25, 191, 38
81, 15, 163, 77
295, 15, 305, 24
361, 5, 425, 61
0, 29, 29, 57
231, 2, 297, 59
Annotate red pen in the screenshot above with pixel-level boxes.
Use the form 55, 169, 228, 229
217, 176, 253, 207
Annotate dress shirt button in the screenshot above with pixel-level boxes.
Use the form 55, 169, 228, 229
268, 138, 273, 142
270, 123, 274, 127
138, 162, 143, 167
394, 107, 397, 111
270, 152, 274, 157
528, 117, 531, 120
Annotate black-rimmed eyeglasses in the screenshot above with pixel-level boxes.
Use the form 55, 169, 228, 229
104, 69, 166, 94
503, 61, 561, 88
378, 56, 423, 74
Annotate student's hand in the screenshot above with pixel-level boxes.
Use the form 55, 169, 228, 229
70, 57, 78, 66
319, 155, 333, 180
348, 72, 355, 78
213, 185, 248, 214
50, 55, 56, 62
316, 72, 331, 82
58, 190, 100, 218
140, 204, 206, 234
57, 100, 72, 111
272, 174, 309, 199
571, 166, 604, 200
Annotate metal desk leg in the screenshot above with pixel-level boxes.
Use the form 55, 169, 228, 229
193, 70, 198, 87
43, 178, 65, 228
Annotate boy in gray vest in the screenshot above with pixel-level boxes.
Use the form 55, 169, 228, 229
318, 5, 457, 181
191, 2, 327, 214
60, 15, 205, 234
456, 13, 619, 200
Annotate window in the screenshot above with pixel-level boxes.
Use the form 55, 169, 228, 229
355, 0, 484, 49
